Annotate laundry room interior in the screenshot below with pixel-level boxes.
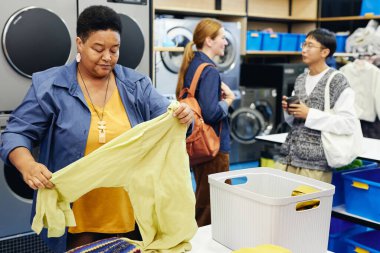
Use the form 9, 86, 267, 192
1, 0, 380, 253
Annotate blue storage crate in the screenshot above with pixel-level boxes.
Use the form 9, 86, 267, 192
280, 33, 299, 51
361, 0, 380, 16
262, 33, 280, 51
297, 34, 306, 51
346, 230, 380, 253
336, 34, 348, 53
328, 217, 367, 253
246, 31, 262, 51
332, 160, 378, 206
342, 167, 380, 221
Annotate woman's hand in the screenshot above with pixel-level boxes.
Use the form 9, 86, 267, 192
173, 102, 194, 126
221, 82, 235, 106
287, 102, 310, 120
9, 147, 54, 190
20, 161, 54, 190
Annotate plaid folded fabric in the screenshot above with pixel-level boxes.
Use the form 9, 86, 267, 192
66, 237, 140, 253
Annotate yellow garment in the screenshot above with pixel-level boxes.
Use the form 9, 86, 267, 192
32, 101, 197, 252
292, 185, 321, 211
233, 245, 291, 253
69, 86, 135, 234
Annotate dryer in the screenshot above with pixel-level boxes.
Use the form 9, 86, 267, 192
154, 18, 198, 96
229, 87, 277, 163
78, 0, 152, 77
0, 0, 77, 113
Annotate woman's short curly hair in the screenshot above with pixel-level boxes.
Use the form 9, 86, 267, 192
77, 5, 122, 42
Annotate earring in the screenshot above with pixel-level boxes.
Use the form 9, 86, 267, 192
76, 53, 81, 63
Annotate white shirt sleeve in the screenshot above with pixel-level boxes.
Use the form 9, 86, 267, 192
305, 87, 357, 135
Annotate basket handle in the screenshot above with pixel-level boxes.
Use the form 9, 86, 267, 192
352, 181, 369, 190
354, 246, 369, 253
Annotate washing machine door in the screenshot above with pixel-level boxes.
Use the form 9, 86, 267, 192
2, 7, 72, 78
214, 29, 236, 74
230, 106, 265, 145
0, 149, 35, 237
161, 27, 192, 74
118, 14, 145, 69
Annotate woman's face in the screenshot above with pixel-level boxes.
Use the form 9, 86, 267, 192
210, 28, 228, 57
77, 29, 120, 78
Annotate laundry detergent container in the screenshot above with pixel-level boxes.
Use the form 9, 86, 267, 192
209, 167, 335, 253
342, 167, 380, 221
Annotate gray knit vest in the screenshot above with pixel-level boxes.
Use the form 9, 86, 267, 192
278, 68, 349, 171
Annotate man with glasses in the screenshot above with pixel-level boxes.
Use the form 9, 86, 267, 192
275, 28, 357, 183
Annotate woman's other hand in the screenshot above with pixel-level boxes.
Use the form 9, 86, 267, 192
221, 82, 235, 106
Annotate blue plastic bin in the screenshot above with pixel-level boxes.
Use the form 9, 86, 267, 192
346, 230, 380, 253
328, 217, 367, 253
342, 167, 380, 221
280, 33, 299, 51
361, 0, 380, 16
332, 160, 378, 206
262, 33, 280, 51
246, 31, 262, 51
335, 34, 348, 53
297, 34, 306, 52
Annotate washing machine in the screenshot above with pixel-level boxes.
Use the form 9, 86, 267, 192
0, 115, 51, 252
154, 18, 198, 96
78, 0, 152, 77
229, 87, 277, 163
215, 21, 241, 91
0, 0, 77, 113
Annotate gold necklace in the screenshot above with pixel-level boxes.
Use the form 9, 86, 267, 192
78, 67, 111, 143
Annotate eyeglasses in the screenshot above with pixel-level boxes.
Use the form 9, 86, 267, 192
300, 42, 325, 50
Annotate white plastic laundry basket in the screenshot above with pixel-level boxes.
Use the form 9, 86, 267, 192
209, 167, 335, 253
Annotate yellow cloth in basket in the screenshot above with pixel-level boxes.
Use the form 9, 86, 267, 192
233, 244, 291, 253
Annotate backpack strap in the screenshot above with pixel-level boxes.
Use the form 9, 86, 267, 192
187, 63, 213, 97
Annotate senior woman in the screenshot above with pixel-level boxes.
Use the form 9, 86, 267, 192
0, 5, 193, 253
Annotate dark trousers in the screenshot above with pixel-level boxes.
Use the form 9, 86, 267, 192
192, 152, 229, 227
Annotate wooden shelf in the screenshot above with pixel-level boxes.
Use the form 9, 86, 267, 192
319, 15, 380, 22
154, 47, 185, 52
246, 51, 301, 55
155, 7, 246, 17
248, 14, 318, 22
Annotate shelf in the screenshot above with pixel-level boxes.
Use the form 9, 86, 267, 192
248, 14, 318, 22
332, 205, 380, 230
246, 51, 301, 55
154, 47, 185, 52
246, 51, 360, 57
155, 7, 246, 17
319, 15, 380, 22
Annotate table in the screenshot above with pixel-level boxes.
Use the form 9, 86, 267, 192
256, 133, 380, 230
256, 133, 380, 161
190, 225, 334, 252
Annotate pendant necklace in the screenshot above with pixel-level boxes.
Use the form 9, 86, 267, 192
78, 67, 110, 143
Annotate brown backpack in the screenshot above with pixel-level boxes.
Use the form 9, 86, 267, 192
178, 63, 220, 167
